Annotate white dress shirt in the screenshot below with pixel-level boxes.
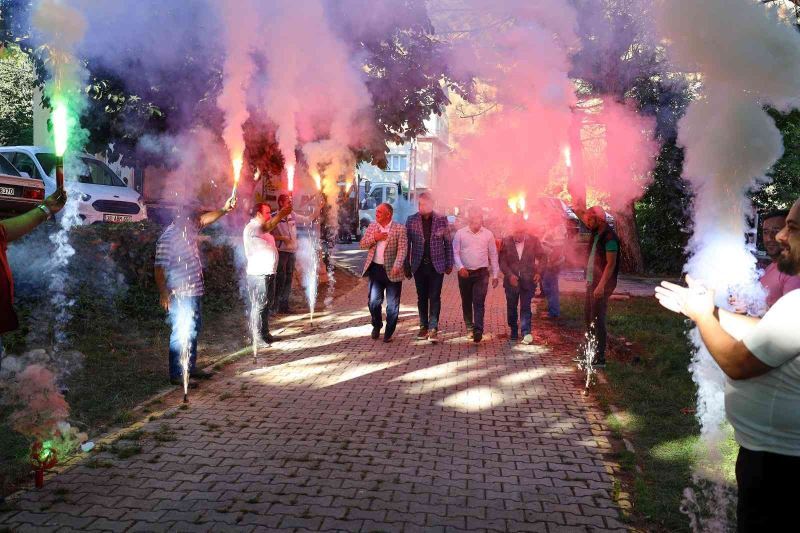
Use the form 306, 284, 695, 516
452, 226, 499, 278
515, 240, 525, 260
374, 221, 392, 265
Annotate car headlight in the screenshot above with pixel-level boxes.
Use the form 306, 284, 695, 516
80, 193, 92, 202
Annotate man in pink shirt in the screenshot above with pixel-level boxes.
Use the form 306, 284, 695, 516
760, 210, 800, 309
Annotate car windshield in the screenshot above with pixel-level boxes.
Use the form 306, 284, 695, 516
0, 154, 21, 176
36, 153, 126, 187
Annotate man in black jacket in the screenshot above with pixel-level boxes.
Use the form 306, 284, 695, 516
499, 217, 547, 344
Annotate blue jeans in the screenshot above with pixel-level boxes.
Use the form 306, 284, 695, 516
505, 285, 533, 337
541, 269, 561, 317
368, 263, 402, 338
168, 295, 202, 380
458, 268, 489, 334
413, 262, 444, 330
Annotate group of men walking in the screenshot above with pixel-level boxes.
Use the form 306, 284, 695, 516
359, 192, 621, 364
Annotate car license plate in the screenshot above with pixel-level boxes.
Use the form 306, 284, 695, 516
103, 214, 132, 223
0, 186, 15, 196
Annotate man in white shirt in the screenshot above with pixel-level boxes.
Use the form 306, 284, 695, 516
243, 202, 290, 346
452, 208, 500, 343
655, 198, 800, 532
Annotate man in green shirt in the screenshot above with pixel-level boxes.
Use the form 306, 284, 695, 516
579, 206, 620, 366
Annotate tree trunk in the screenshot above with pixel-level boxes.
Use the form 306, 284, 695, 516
612, 201, 644, 274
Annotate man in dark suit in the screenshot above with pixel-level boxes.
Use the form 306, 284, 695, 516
499, 217, 546, 344
404, 192, 453, 343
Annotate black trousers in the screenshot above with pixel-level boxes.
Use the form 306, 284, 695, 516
458, 268, 489, 334
274, 251, 296, 311
414, 262, 445, 330
584, 283, 611, 363
736, 446, 800, 532
367, 263, 402, 338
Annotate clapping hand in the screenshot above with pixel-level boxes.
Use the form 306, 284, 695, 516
655, 275, 716, 321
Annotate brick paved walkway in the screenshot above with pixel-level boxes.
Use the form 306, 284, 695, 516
0, 275, 626, 532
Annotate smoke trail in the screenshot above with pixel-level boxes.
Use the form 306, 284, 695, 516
217, 0, 258, 184
656, 0, 800, 529
1, 365, 87, 478
32, 0, 89, 351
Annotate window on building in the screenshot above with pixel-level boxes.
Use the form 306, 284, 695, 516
387, 154, 408, 172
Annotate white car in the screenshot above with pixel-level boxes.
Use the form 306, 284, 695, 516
0, 146, 147, 224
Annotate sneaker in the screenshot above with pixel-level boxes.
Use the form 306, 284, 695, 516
473, 331, 483, 343
170, 377, 199, 389
264, 334, 278, 344
428, 329, 439, 344
371, 327, 381, 340
190, 369, 214, 380
466, 330, 474, 340
522, 334, 533, 345
417, 326, 429, 339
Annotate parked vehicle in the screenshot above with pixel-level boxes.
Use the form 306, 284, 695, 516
0, 153, 46, 218
357, 179, 419, 236
0, 146, 147, 224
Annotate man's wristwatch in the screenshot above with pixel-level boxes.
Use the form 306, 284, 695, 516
37, 204, 53, 220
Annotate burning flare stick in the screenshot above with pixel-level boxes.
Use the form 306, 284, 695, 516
52, 99, 69, 192
230, 156, 243, 201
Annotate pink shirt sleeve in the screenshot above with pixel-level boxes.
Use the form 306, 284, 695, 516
784, 274, 800, 296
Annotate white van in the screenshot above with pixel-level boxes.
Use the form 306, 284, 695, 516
0, 146, 147, 224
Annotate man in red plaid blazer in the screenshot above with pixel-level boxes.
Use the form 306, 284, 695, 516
360, 203, 408, 342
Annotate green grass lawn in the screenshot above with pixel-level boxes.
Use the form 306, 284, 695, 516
559, 294, 737, 532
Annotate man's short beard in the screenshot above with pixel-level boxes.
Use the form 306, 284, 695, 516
777, 250, 800, 275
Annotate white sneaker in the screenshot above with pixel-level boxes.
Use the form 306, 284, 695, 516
522, 334, 533, 345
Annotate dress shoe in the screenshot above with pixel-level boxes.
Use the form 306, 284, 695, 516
371, 327, 381, 340
417, 326, 429, 339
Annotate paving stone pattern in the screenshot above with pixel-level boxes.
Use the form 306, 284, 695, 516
0, 275, 626, 532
